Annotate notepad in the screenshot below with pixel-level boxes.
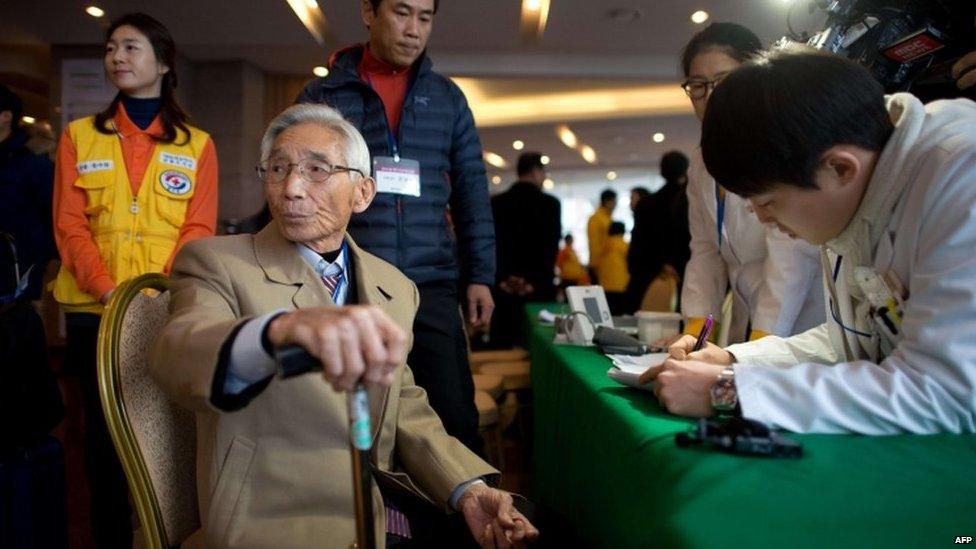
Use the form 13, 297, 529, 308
605, 353, 668, 391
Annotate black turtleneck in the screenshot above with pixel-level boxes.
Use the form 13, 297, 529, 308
121, 95, 161, 130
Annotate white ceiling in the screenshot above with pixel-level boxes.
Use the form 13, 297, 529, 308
1, 0, 826, 177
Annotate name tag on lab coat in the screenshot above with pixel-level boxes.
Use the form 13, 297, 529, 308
373, 156, 421, 197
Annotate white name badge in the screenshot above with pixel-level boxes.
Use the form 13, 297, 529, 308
373, 156, 421, 197
159, 152, 197, 171
77, 159, 114, 174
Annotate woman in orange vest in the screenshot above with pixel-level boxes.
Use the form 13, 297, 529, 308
52, 13, 218, 547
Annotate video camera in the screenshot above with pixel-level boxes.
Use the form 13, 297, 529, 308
783, 0, 976, 99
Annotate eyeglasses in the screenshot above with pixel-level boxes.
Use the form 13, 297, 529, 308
256, 158, 365, 184
680, 74, 730, 100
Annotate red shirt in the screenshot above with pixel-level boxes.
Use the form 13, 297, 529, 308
357, 46, 412, 135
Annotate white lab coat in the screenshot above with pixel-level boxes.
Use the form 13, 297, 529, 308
681, 150, 824, 343
727, 94, 976, 434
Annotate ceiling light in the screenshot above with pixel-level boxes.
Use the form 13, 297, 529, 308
580, 145, 597, 164
690, 10, 709, 24
483, 151, 508, 168
512, 139, 524, 151
652, 132, 666, 143
606, 171, 618, 181
312, 66, 329, 77
543, 178, 555, 190
520, 0, 551, 43
285, 0, 331, 46
85, 5, 105, 17
540, 155, 550, 165
556, 125, 578, 149
492, 175, 502, 185
20, 116, 36, 125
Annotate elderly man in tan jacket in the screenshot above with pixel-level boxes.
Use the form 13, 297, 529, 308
150, 104, 538, 549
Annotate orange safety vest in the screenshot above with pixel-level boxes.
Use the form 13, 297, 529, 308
53, 117, 210, 313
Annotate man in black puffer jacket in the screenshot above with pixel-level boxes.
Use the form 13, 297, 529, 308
297, 0, 493, 453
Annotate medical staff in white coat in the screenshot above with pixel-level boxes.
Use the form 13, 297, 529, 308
641, 47, 976, 435
679, 23, 824, 344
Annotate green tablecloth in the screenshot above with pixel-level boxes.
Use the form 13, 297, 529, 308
526, 304, 976, 548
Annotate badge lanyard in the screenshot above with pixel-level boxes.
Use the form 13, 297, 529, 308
715, 182, 725, 247
363, 72, 409, 161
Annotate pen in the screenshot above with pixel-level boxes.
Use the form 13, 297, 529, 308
691, 314, 715, 352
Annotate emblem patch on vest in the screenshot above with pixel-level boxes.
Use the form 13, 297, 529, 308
159, 152, 197, 171
159, 170, 192, 195
77, 159, 114, 174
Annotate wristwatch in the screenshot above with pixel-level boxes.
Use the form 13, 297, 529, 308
710, 367, 738, 413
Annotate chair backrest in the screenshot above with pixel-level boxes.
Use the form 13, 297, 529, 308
97, 273, 198, 549
640, 274, 678, 312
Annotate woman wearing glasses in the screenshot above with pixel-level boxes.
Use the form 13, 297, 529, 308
51, 12, 217, 546
677, 23, 823, 345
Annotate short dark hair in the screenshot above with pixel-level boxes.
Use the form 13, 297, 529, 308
701, 46, 894, 197
681, 22, 762, 77
600, 188, 617, 204
0, 84, 23, 129
369, 0, 440, 14
609, 221, 625, 236
631, 187, 651, 201
517, 152, 544, 177
660, 151, 689, 182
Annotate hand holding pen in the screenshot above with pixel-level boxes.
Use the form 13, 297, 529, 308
662, 314, 732, 364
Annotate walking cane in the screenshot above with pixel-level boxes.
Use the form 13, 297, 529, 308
277, 346, 377, 549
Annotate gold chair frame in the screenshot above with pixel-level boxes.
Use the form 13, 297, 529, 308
97, 273, 185, 549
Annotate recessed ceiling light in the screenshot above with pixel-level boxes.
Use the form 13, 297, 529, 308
492, 175, 502, 185
652, 132, 666, 143
483, 151, 507, 168
690, 10, 709, 24
512, 139, 524, 151
543, 178, 554, 190
21, 116, 36, 124
606, 171, 618, 181
85, 5, 105, 17
540, 155, 550, 165
556, 125, 578, 149
312, 66, 329, 77
580, 145, 597, 164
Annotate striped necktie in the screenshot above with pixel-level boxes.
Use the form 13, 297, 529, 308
321, 270, 344, 302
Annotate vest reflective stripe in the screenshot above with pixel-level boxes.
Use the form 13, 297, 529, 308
53, 117, 210, 312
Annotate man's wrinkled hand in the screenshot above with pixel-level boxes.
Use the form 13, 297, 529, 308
639, 358, 725, 417
458, 484, 539, 549
266, 305, 406, 392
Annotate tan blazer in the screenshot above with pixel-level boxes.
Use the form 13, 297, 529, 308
150, 223, 497, 549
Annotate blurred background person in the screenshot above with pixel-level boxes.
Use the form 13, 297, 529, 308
679, 23, 823, 345
489, 152, 561, 348
586, 188, 617, 284
625, 151, 691, 313
51, 13, 218, 547
0, 84, 55, 302
598, 221, 630, 314
556, 233, 590, 290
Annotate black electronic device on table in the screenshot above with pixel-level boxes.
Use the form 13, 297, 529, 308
676, 417, 803, 458
593, 325, 657, 356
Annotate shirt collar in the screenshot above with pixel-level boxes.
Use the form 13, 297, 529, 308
296, 240, 347, 278
113, 101, 164, 139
